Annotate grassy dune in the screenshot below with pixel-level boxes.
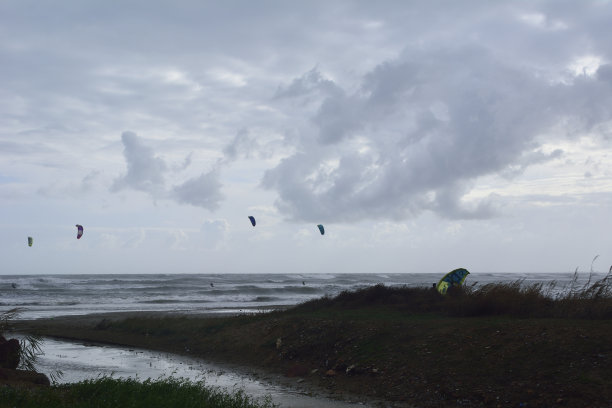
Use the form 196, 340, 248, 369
15, 275, 612, 407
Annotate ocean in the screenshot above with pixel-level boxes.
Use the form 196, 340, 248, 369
1, 272, 605, 320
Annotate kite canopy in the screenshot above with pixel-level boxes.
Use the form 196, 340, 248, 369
436, 268, 469, 295
27, 237, 33, 247
248, 216, 256, 227
76, 224, 83, 239
317, 224, 325, 235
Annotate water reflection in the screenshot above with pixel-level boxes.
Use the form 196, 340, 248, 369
34, 337, 369, 408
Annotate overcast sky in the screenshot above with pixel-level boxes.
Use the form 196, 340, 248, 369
2, 1, 612, 275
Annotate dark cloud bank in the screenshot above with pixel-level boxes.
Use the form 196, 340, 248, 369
105, 2, 612, 224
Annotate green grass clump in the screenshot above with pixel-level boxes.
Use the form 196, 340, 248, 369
0, 377, 275, 408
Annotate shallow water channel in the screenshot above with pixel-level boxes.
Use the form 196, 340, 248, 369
33, 337, 372, 408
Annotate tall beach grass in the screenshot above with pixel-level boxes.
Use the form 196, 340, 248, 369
293, 271, 612, 319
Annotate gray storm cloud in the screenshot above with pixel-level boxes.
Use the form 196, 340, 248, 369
112, 131, 167, 194
4, 0, 612, 227
263, 45, 612, 222
222, 129, 259, 162
112, 131, 223, 211
274, 68, 342, 101
173, 171, 224, 210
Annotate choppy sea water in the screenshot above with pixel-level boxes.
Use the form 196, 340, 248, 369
1, 272, 606, 320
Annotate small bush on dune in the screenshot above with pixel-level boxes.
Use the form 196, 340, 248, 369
446, 281, 554, 318
294, 284, 442, 313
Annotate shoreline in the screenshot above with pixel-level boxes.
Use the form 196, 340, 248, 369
7, 304, 294, 322
13, 311, 392, 408
29, 336, 372, 408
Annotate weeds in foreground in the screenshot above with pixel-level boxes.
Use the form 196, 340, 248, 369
0, 308, 63, 382
0, 376, 276, 408
294, 271, 612, 319
1, 308, 42, 372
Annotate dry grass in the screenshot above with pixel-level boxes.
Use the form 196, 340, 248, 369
294, 271, 612, 319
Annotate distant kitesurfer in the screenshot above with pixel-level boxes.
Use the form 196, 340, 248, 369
210, 282, 214, 287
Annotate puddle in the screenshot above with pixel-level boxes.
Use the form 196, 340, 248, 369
32, 337, 371, 408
